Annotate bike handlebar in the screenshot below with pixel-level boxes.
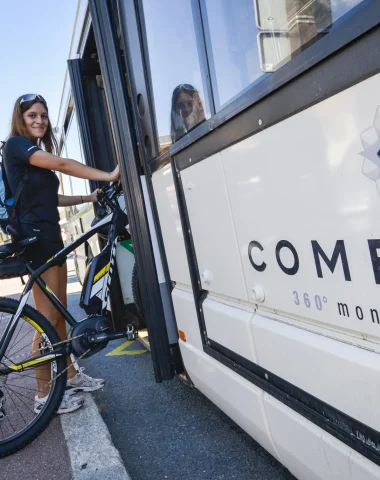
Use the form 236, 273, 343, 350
97, 182, 122, 206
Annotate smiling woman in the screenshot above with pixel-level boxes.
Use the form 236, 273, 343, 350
11, 94, 57, 156
1, 93, 119, 415
23, 102, 49, 138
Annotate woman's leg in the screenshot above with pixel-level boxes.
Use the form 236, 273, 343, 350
57, 261, 77, 380
32, 264, 76, 398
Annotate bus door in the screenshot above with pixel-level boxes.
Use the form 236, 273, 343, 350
88, 0, 177, 382
67, 49, 133, 332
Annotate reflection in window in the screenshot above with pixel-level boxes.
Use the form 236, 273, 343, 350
62, 109, 89, 204
142, 0, 210, 146
202, 0, 364, 110
170, 84, 206, 143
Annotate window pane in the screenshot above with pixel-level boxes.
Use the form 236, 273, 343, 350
202, 0, 365, 110
142, 0, 210, 146
62, 109, 89, 202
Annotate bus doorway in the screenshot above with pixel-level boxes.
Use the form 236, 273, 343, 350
57, 15, 177, 382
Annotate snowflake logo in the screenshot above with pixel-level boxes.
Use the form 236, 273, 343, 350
360, 106, 380, 195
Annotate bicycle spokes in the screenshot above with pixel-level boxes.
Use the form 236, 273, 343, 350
0, 309, 61, 442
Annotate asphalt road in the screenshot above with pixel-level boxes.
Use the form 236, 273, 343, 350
0, 261, 296, 480
69, 295, 295, 480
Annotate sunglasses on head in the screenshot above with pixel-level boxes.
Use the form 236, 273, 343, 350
178, 84, 196, 91
20, 94, 46, 106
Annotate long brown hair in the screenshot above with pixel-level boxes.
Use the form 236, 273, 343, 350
9, 95, 58, 155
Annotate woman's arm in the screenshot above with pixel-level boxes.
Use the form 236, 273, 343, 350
58, 190, 99, 207
29, 150, 119, 182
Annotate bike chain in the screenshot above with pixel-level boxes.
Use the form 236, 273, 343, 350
6, 333, 85, 364
5, 333, 91, 393
38, 343, 92, 394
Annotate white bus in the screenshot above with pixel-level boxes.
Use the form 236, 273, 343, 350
57, 0, 380, 478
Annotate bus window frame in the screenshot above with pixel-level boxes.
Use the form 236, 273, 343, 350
139, 0, 378, 172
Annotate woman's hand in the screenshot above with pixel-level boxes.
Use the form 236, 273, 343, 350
108, 165, 120, 182
89, 189, 101, 203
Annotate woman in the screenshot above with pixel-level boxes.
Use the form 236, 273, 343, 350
170, 84, 206, 143
3, 94, 120, 414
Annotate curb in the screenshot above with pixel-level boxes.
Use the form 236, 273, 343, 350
60, 394, 130, 480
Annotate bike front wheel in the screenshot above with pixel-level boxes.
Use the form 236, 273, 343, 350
0, 297, 67, 457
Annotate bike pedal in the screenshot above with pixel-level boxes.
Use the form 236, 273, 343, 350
88, 324, 138, 344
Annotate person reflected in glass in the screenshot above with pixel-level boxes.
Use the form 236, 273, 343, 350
170, 84, 206, 143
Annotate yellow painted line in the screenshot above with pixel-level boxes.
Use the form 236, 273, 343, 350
94, 263, 110, 283
106, 340, 148, 356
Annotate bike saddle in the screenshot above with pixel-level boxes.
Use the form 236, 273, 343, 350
0, 237, 38, 258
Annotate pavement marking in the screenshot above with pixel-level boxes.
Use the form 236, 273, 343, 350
60, 394, 130, 480
106, 339, 148, 356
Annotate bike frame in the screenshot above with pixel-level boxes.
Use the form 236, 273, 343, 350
0, 193, 125, 372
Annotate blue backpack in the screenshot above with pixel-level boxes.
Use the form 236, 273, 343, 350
0, 141, 28, 239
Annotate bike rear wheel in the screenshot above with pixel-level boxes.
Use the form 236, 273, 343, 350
0, 297, 66, 457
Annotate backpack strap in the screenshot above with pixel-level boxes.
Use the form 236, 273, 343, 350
0, 140, 29, 209
0, 142, 6, 208
13, 170, 29, 206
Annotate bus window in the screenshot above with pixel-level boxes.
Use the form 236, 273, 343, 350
142, 0, 211, 146
60, 170, 73, 197
201, 0, 364, 110
62, 109, 89, 208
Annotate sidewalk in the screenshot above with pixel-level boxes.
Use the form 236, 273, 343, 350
0, 260, 130, 480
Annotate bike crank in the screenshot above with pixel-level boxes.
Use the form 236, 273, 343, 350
69, 316, 137, 358
88, 324, 137, 344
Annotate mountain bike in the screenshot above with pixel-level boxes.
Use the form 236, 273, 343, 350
0, 182, 138, 457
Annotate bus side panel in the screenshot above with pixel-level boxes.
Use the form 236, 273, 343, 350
222, 72, 380, 341
171, 291, 380, 479
253, 313, 380, 431
152, 165, 192, 288
181, 153, 249, 302
172, 286, 202, 351
264, 395, 380, 480
179, 340, 281, 463
202, 297, 258, 363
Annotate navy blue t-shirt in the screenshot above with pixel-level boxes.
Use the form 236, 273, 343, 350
3, 136, 61, 240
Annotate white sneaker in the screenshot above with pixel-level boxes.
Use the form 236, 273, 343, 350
34, 392, 84, 415
66, 367, 105, 394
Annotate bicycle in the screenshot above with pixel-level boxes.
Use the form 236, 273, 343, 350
0, 182, 138, 457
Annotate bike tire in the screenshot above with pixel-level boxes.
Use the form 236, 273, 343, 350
0, 297, 67, 458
